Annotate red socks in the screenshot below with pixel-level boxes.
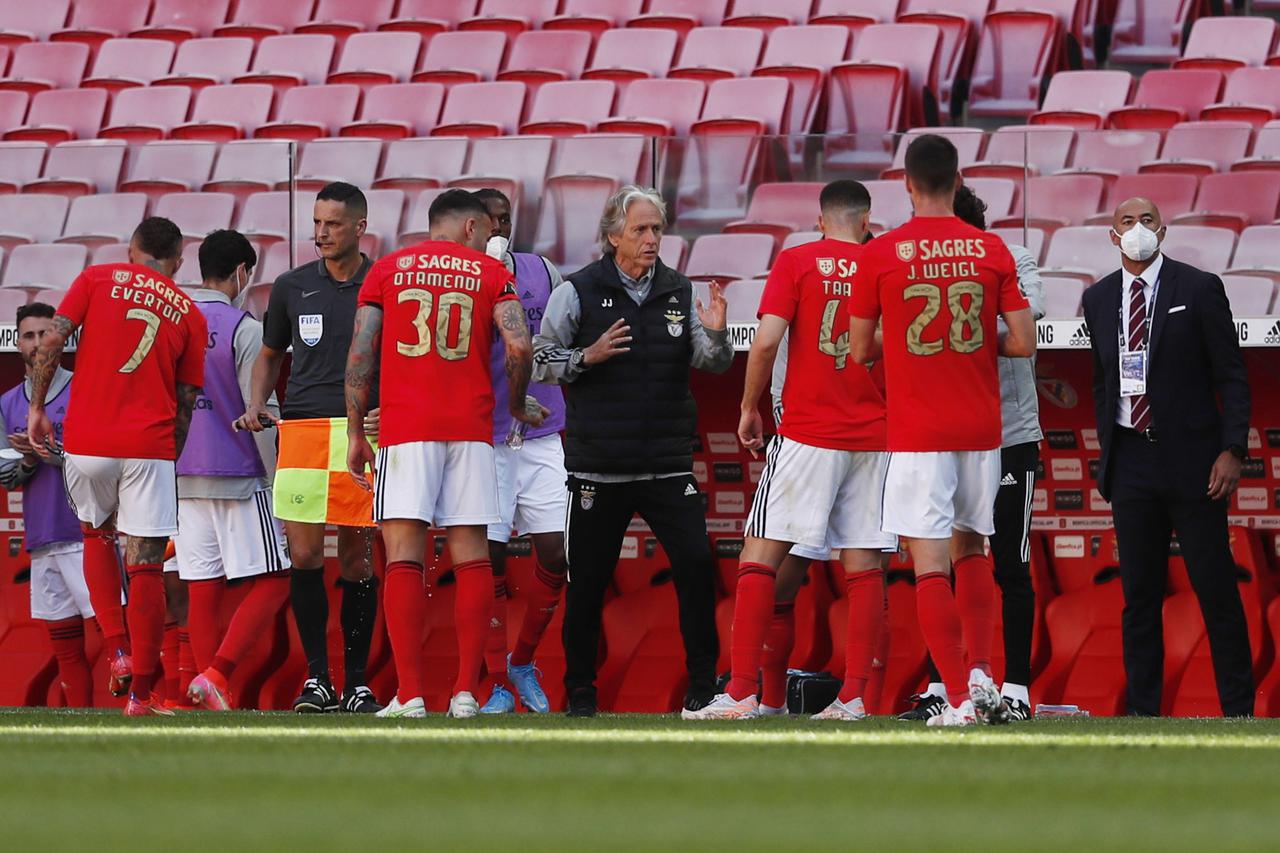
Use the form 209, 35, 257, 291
187, 578, 224, 673
47, 617, 92, 707
178, 629, 195, 699
161, 621, 180, 702
484, 574, 509, 690
866, 590, 891, 713
511, 561, 565, 667
82, 527, 127, 653
838, 568, 885, 704
726, 561, 777, 701
384, 561, 426, 703
212, 573, 290, 680
453, 559, 493, 697
953, 553, 997, 677
915, 572, 969, 705
124, 563, 166, 699
760, 601, 795, 709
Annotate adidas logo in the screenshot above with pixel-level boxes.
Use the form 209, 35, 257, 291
522, 290, 533, 299
1069, 322, 1091, 346
669, 295, 679, 303
1265, 320, 1280, 346
1000, 473, 1018, 487
684, 483, 697, 496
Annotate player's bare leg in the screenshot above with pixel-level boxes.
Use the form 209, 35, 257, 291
79, 517, 131, 696
905, 537, 974, 727
812, 549, 884, 721
758, 554, 810, 715
684, 536, 793, 720
121, 535, 174, 716
951, 529, 1007, 724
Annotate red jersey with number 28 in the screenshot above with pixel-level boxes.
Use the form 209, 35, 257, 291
58, 263, 207, 460
359, 240, 518, 446
849, 217, 1028, 452
759, 238, 886, 451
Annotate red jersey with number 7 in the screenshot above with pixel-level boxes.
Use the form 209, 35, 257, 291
849, 216, 1028, 452
57, 263, 208, 460
359, 240, 518, 446
759, 238, 886, 451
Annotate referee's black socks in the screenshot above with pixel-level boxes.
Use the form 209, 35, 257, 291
291, 568, 330, 682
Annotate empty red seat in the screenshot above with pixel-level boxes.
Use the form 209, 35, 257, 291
296, 0, 396, 40
98, 85, 190, 144
753, 25, 850, 136
723, 0, 812, 33
1066, 129, 1162, 182
824, 63, 906, 171
1030, 70, 1133, 130
380, 1, 479, 39
234, 34, 336, 93
1227, 225, 1280, 274
669, 27, 764, 83
59, 193, 148, 248
893, 7, 974, 124
1174, 172, 1280, 233
460, 0, 559, 39
499, 30, 593, 90
548, 132, 646, 187
432, 81, 526, 137
1141, 121, 1254, 177
583, 27, 679, 86
131, 0, 233, 44
342, 82, 445, 140
1032, 573, 1126, 715
991, 225, 1047, 263
3, 89, 107, 144
213, 0, 314, 41
413, 31, 507, 86
1232, 120, 1280, 173
522, 81, 616, 136
328, 32, 424, 89
1108, 0, 1200, 65
1015, 174, 1106, 230
723, 182, 823, 246
0, 141, 46, 193
852, 23, 941, 128
171, 83, 275, 142
237, 189, 318, 242
294, 138, 382, 192
0, 0, 72, 48
1041, 226, 1115, 282
533, 170, 625, 269
154, 191, 236, 239
659, 234, 687, 270
118, 140, 218, 198
0, 42, 90, 95
685, 234, 774, 281
204, 140, 293, 199
1091, 173, 1199, 225
155, 37, 254, 91
1201, 68, 1280, 128
863, 179, 912, 231
1108, 69, 1222, 131
3, 243, 85, 290
255, 84, 361, 142
1220, 274, 1276, 314
961, 176, 1016, 223
449, 135, 553, 243
1160, 225, 1236, 274
1175, 16, 1277, 72
399, 187, 451, 244
80, 38, 175, 94
363, 188, 406, 255
884, 127, 984, 180
968, 11, 1059, 118
598, 78, 705, 137
811, 0, 900, 30
628, 0, 729, 39
24, 139, 125, 198
597, 582, 686, 712
0, 90, 25, 137
1041, 276, 1086, 317
545, 0, 646, 38
0, 193, 68, 248
720, 278, 766, 324
373, 137, 470, 194
969, 125, 1074, 182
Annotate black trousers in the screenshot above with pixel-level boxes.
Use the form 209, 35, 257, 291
1111, 428, 1254, 716
562, 474, 719, 695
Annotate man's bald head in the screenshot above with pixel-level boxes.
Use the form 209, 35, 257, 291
1112, 197, 1163, 234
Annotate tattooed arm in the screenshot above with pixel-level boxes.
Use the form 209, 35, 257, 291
495, 299, 543, 426
27, 315, 75, 458
174, 382, 200, 460
344, 305, 382, 490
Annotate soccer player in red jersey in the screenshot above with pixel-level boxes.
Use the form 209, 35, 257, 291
848, 135, 1037, 726
345, 190, 544, 719
28, 217, 208, 716
686, 181, 895, 721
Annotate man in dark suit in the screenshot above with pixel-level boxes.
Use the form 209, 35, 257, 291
1082, 197, 1253, 717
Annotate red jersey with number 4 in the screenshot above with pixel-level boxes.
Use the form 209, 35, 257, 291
759, 238, 886, 451
57, 263, 207, 460
849, 217, 1028, 452
359, 240, 518, 446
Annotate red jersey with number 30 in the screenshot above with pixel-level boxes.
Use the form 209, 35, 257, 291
759, 238, 886, 451
849, 217, 1028, 452
57, 263, 207, 460
359, 240, 518, 446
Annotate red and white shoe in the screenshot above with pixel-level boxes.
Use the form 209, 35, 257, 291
681, 693, 759, 720
124, 693, 176, 717
926, 699, 977, 728
811, 697, 867, 721
187, 670, 233, 711
107, 649, 132, 698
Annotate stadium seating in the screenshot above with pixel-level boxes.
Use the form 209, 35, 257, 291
328, 32, 424, 89
1174, 16, 1277, 72
99, 86, 192, 144
233, 34, 336, 94
0, 193, 68, 250
256, 84, 362, 142
296, 0, 398, 40
0, 141, 47, 193
1141, 121, 1253, 177
204, 139, 293, 200
0, 41, 90, 95
154, 191, 236, 240
499, 30, 593, 91
52, 1, 151, 51
723, 182, 823, 247
2, 243, 86, 290
213, 0, 315, 42
684, 234, 774, 281
1108, 69, 1222, 130
1030, 70, 1133, 130
1108, 0, 1201, 65
294, 138, 382, 191
1174, 172, 1280, 232
629, 0, 730, 38
155, 37, 255, 90
521, 81, 617, 136
23, 139, 125, 198
753, 25, 848, 137
132, 0, 233, 43
433, 81, 526, 136
412, 30, 507, 86
1159, 225, 1237, 274
1227, 225, 1280, 276
545, 1, 647, 38
171, 84, 275, 142
81, 38, 175, 93
59, 192, 148, 248
598, 78, 705, 136
380, 1, 481, 39
583, 27, 678, 86
669, 26, 763, 82
4, 88, 108, 144
374, 137, 469, 195
1088, 173, 1199, 224
450, 134, 554, 243
341, 83, 445, 140
968, 10, 1060, 118
1221, 275, 1277, 315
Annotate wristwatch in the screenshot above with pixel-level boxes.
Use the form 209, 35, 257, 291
569, 348, 588, 372
1227, 444, 1246, 461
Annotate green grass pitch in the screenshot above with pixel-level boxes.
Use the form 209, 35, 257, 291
3, 710, 1279, 851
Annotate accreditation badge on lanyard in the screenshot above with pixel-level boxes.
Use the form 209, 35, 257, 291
1119, 279, 1157, 398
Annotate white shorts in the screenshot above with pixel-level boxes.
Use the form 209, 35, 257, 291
487, 434, 569, 543
28, 543, 93, 621
374, 440, 500, 526
746, 436, 895, 552
63, 454, 178, 538
772, 402, 834, 561
882, 450, 1000, 540
175, 490, 290, 581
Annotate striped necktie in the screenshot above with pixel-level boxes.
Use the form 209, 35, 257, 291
1128, 277, 1152, 433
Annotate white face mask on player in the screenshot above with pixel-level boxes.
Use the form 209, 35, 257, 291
1112, 223, 1161, 263
486, 235, 509, 260
230, 264, 250, 309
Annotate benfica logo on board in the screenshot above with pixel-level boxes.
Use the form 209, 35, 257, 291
896, 241, 916, 262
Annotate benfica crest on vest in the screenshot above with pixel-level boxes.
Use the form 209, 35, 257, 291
664, 310, 685, 337
579, 484, 596, 510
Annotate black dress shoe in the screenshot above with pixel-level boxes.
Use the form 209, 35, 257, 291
567, 687, 597, 718
684, 679, 717, 712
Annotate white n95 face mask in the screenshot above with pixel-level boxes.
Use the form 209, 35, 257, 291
486, 235, 509, 260
1114, 223, 1160, 262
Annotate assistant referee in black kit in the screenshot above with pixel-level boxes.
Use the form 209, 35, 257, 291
534, 186, 732, 717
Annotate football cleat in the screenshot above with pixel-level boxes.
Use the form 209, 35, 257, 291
376, 696, 427, 719
1005, 698, 1033, 722
124, 693, 176, 717
926, 700, 977, 728
448, 691, 480, 719
897, 692, 947, 721
293, 678, 339, 713
567, 688, 597, 718
969, 671, 1011, 725
757, 703, 789, 717
107, 649, 133, 698
681, 693, 759, 721
480, 685, 516, 715
811, 697, 867, 721
507, 655, 550, 714
340, 686, 383, 714
187, 670, 232, 711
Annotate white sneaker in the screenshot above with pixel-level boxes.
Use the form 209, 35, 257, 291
448, 691, 480, 719
376, 696, 426, 719
681, 693, 759, 720
927, 699, 977, 727
811, 697, 867, 721
969, 670, 1010, 725
757, 703, 789, 717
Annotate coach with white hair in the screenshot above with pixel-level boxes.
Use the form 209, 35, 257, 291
534, 185, 732, 717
